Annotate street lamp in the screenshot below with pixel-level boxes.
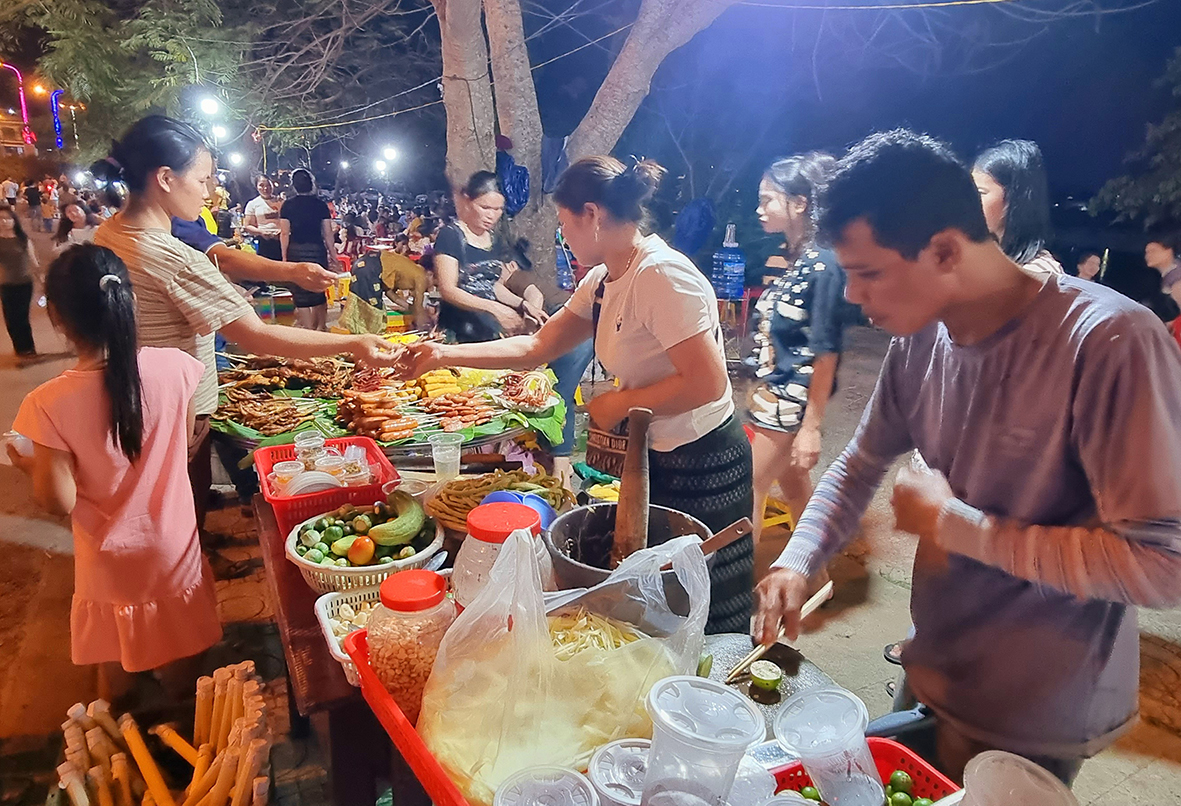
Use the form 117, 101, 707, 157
33, 84, 47, 97
374, 160, 387, 173
339, 160, 350, 170
211, 124, 227, 140
228, 152, 244, 166
382, 146, 397, 161
199, 96, 220, 116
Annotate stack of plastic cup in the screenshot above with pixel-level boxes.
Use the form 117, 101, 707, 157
493, 766, 599, 806
772, 688, 882, 806
759, 795, 811, 806
427, 432, 464, 480
588, 739, 650, 806
643, 675, 765, 806
961, 751, 1078, 806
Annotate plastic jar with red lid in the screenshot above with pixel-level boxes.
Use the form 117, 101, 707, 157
452, 502, 554, 608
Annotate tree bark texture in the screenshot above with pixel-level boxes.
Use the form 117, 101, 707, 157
432, 0, 497, 186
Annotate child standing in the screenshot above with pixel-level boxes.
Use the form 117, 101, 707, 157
8, 243, 221, 701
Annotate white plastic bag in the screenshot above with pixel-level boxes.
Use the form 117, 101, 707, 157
418, 531, 710, 806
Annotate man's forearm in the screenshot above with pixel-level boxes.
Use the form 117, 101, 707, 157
939, 501, 1181, 608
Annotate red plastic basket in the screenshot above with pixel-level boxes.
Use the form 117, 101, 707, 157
344, 630, 471, 806
770, 737, 959, 802
254, 436, 399, 535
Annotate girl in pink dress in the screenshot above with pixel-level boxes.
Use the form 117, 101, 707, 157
9, 243, 221, 701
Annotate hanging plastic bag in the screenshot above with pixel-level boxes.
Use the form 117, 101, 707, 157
418, 531, 710, 806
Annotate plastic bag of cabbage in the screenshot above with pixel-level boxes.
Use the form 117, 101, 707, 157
417, 531, 710, 806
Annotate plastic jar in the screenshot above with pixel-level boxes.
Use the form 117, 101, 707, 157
773, 688, 881, 806
272, 460, 305, 485
367, 569, 456, 724
314, 454, 348, 477
452, 503, 543, 608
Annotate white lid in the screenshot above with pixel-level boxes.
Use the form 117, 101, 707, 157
494, 767, 599, 806
962, 751, 1078, 806
646, 675, 764, 750
587, 739, 650, 806
758, 795, 811, 806
773, 688, 869, 758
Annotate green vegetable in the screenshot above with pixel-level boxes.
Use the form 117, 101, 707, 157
314, 542, 330, 556
331, 535, 359, 556
314, 518, 329, 532
370, 491, 425, 546
335, 557, 350, 567
305, 548, 325, 564
374, 544, 395, 558
889, 771, 913, 795
889, 793, 912, 806
320, 555, 338, 566
397, 546, 417, 559
885, 785, 895, 799
352, 515, 371, 535
323, 525, 345, 542
295, 545, 307, 555
913, 799, 934, 806
799, 786, 820, 801
299, 529, 321, 548
696, 654, 714, 678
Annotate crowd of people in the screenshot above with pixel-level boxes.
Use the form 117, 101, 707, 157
3, 110, 1181, 793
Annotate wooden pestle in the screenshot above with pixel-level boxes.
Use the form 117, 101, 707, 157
88, 766, 116, 806
229, 739, 267, 806
194, 677, 215, 747
249, 778, 268, 806
208, 669, 232, 754
150, 724, 199, 766
85, 727, 114, 779
118, 714, 177, 806
111, 753, 134, 806
88, 700, 128, 750
188, 744, 214, 796
63, 719, 91, 772
610, 407, 653, 567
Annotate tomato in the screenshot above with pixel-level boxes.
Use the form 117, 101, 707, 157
348, 536, 376, 565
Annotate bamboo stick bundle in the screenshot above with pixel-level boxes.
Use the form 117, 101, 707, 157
57, 761, 91, 806
249, 778, 267, 806
194, 677, 215, 747
188, 745, 214, 796
63, 718, 91, 772
209, 669, 232, 754
88, 766, 116, 806
149, 724, 198, 766
119, 714, 177, 806
205, 747, 239, 806
180, 756, 223, 806
228, 739, 267, 806
88, 701, 128, 750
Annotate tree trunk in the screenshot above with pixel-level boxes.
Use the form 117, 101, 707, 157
432, 0, 497, 187
567, 0, 741, 162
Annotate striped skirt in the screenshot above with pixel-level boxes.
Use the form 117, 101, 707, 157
649, 415, 754, 634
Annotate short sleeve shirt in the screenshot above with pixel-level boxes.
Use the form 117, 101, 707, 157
95, 213, 254, 416
434, 223, 502, 302
280, 195, 331, 246
565, 234, 734, 451
171, 217, 220, 254
244, 196, 282, 234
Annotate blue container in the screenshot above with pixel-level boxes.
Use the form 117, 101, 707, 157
711, 223, 745, 300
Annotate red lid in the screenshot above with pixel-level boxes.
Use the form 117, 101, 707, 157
465, 502, 542, 544
379, 569, 448, 612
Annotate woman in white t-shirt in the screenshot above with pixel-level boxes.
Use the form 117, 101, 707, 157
403, 157, 754, 633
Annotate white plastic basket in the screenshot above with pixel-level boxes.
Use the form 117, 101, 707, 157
285, 512, 444, 595
314, 570, 453, 686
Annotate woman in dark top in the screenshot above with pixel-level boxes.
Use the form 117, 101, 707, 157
0, 204, 39, 361
747, 153, 848, 545
280, 169, 336, 331
433, 171, 543, 343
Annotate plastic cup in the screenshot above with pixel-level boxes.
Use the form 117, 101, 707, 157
758, 795, 811, 806
961, 751, 1078, 806
727, 756, 777, 806
293, 431, 325, 448
588, 739, 650, 806
427, 432, 464, 480
643, 676, 765, 806
315, 454, 348, 477
493, 766, 599, 806
273, 460, 305, 484
297, 446, 326, 470
773, 688, 882, 806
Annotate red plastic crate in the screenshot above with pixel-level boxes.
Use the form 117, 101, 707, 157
254, 436, 399, 535
771, 737, 959, 802
344, 630, 471, 806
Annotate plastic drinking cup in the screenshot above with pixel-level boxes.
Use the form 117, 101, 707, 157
314, 454, 348, 477
643, 676, 765, 806
960, 751, 1078, 806
293, 431, 325, 449
773, 688, 882, 806
493, 766, 599, 806
588, 739, 650, 806
427, 432, 464, 480
273, 460, 305, 484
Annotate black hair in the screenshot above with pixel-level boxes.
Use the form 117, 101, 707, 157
417, 217, 438, 238
1077, 250, 1101, 264
0, 203, 29, 249
1146, 228, 1181, 255
45, 245, 143, 461
92, 115, 210, 194
460, 171, 501, 201
291, 168, 315, 195
552, 157, 665, 224
973, 139, 1052, 265
54, 201, 100, 246
763, 152, 838, 210
817, 129, 991, 260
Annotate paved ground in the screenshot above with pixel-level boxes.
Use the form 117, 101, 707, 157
2, 228, 1181, 804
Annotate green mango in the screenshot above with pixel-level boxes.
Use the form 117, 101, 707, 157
331, 535, 359, 557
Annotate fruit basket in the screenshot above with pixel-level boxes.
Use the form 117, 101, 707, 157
771, 737, 959, 802
285, 512, 443, 594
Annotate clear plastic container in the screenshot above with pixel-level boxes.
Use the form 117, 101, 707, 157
727, 756, 777, 806
759, 795, 811, 806
961, 751, 1077, 806
427, 432, 464, 480
273, 460, 305, 484
294, 431, 325, 448
643, 675, 764, 806
773, 688, 882, 806
452, 502, 542, 608
297, 445, 326, 471
315, 454, 348, 477
366, 569, 456, 724
493, 766, 599, 806
341, 469, 372, 487
588, 739, 650, 806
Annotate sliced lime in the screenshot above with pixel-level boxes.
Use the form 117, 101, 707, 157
697, 654, 714, 678
749, 660, 783, 691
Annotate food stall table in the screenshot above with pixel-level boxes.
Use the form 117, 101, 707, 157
254, 495, 430, 806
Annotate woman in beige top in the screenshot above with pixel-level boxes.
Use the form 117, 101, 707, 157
93, 115, 401, 526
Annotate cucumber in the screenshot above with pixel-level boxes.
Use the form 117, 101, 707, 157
371, 491, 425, 546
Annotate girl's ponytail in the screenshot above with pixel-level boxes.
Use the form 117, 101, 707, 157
46, 245, 144, 461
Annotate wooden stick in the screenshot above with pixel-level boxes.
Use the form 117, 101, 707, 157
226, 672, 246, 737
88, 701, 128, 750
68, 703, 101, 734
112, 753, 134, 806
229, 739, 267, 806
63, 719, 91, 772
89, 766, 116, 806
149, 724, 199, 766
142, 794, 155, 806
57, 762, 91, 806
181, 756, 222, 806
188, 745, 213, 796
209, 669, 231, 754
194, 677, 214, 748
206, 747, 239, 806
250, 778, 268, 806
86, 727, 114, 779
118, 714, 177, 806
725, 580, 834, 684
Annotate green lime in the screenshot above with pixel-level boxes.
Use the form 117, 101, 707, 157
799, 786, 820, 801
889, 771, 913, 795
913, 799, 934, 806
697, 654, 714, 678
304, 548, 324, 564
749, 660, 783, 691
889, 793, 912, 806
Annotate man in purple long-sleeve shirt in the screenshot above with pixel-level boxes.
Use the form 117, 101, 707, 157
753, 130, 1181, 785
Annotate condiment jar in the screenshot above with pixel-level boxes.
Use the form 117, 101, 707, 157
367, 570, 456, 724
272, 460, 304, 485
452, 503, 542, 608
314, 454, 348, 478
